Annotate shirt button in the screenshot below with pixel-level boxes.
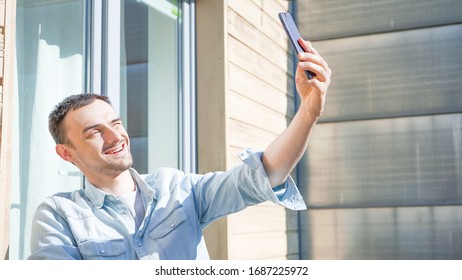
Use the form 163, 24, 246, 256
121, 210, 127, 215
137, 242, 142, 247
170, 223, 175, 228
100, 250, 105, 254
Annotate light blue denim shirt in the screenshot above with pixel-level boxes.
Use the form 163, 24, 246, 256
28, 149, 307, 260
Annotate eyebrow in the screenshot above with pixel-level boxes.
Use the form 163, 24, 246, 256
81, 118, 121, 135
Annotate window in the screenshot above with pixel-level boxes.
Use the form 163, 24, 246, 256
94, 0, 196, 173
12, 0, 85, 259
122, 0, 182, 173
11, 0, 195, 259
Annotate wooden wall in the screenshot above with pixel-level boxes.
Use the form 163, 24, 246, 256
0, 0, 16, 260
197, 0, 300, 259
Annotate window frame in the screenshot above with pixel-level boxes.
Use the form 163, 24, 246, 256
86, 0, 197, 174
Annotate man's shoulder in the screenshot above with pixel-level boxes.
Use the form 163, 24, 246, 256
140, 167, 203, 197
141, 167, 185, 182
50, 189, 84, 200
50, 191, 79, 199
36, 189, 93, 220
39, 190, 84, 210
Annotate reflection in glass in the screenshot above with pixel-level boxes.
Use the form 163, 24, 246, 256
121, 0, 181, 173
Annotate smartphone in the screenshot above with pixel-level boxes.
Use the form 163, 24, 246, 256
278, 12, 315, 79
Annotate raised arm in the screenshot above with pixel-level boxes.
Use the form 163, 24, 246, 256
262, 39, 332, 187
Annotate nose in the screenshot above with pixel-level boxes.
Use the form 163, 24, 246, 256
103, 126, 124, 145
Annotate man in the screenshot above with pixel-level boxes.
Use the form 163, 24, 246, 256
28, 39, 331, 259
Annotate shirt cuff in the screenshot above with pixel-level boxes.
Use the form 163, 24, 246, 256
237, 148, 308, 211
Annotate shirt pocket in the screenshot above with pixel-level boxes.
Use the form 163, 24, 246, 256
148, 207, 197, 259
149, 207, 188, 239
78, 239, 126, 259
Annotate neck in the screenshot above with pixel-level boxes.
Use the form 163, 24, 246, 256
86, 169, 135, 196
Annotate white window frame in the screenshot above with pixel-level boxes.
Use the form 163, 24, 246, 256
85, 0, 196, 173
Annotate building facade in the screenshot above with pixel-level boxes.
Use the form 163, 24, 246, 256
296, 0, 462, 259
3, 0, 460, 261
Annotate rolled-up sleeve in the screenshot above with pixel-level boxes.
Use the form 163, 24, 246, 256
188, 148, 307, 228
237, 148, 307, 211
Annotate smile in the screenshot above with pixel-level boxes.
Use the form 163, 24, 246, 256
104, 143, 125, 155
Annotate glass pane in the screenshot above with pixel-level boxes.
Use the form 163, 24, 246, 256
121, 0, 181, 174
11, 0, 85, 259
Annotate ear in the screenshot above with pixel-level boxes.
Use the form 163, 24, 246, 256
55, 144, 74, 163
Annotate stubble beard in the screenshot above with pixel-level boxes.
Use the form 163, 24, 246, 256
103, 151, 134, 175
80, 150, 134, 177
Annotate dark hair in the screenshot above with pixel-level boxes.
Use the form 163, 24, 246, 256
48, 93, 112, 144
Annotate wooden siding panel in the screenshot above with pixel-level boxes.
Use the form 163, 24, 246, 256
228, 203, 299, 235
228, 91, 289, 135
228, 119, 277, 153
250, 0, 260, 8
229, 0, 290, 50
228, 231, 300, 259
224, 0, 297, 260
228, 8, 290, 73
228, 35, 289, 93
228, 0, 261, 31
261, 0, 289, 19
229, 64, 294, 115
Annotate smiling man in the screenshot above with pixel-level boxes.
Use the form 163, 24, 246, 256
28, 39, 331, 260
52, 97, 136, 196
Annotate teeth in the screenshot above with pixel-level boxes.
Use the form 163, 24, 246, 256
111, 148, 122, 154
106, 144, 124, 154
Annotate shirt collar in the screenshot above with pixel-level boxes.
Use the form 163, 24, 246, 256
84, 178, 107, 208
84, 168, 156, 208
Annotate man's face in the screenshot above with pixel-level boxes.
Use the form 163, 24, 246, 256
59, 99, 133, 179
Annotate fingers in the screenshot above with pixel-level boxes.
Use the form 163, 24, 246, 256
297, 55, 331, 83
297, 38, 313, 53
297, 38, 323, 60
296, 38, 332, 82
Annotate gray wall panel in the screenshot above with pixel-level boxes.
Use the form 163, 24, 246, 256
298, 0, 462, 40
301, 207, 462, 260
314, 24, 462, 123
300, 114, 462, 207
296, 0, 462, 260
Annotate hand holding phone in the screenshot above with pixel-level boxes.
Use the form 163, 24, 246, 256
278, 12, 316, 80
